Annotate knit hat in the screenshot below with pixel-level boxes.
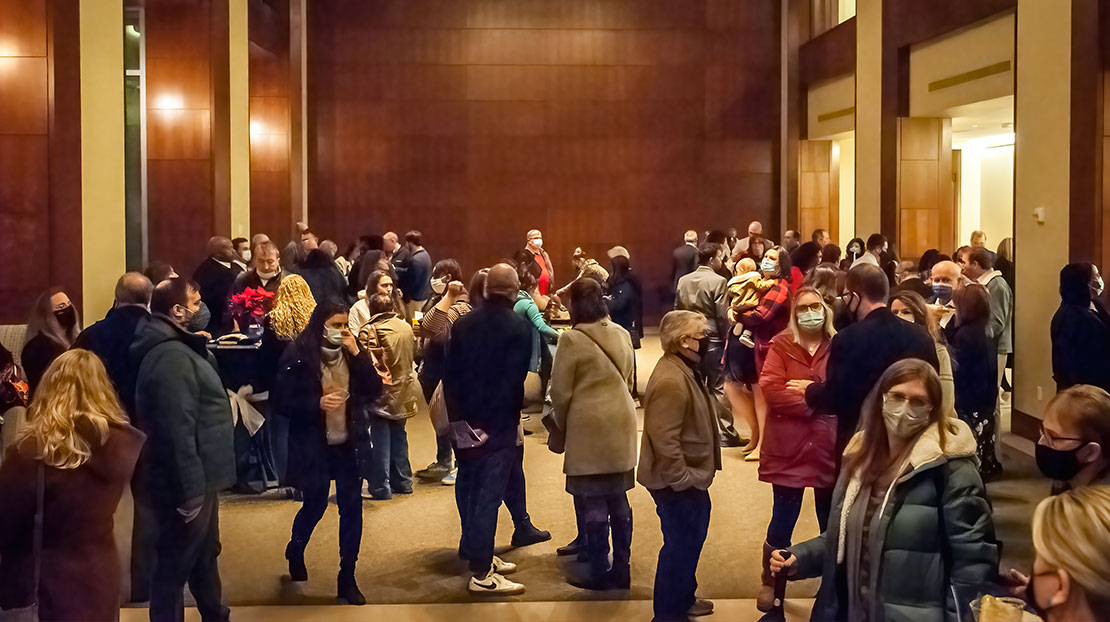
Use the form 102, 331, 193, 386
607, 246, 630, 260
484, 263, 520, 302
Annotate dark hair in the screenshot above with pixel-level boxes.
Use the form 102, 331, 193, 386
918, 249, 941, 274
151, 277, 197, 316
232, 237, 248, 250
367, 293, 395, 315
846, 264, 889, 303
811, 229, 827, 243
608, 255, 631, 283
954, 245, 971, 264
365, 235, 384, 251
432, 259, 463, 282
889, 289, 943, 342
1060, 263, 1097, 305
294, 299, 350, 361
968, 247, 994, 270
365, 269, 392, 294
705, 230, 727, 245
821, 243, 841, 265
790, 241, 821, 274
895, 277, 933, 300
954, 283, 991, 326
567, 279, 608, 325
766, 245, 793, 277
844, 359, 946, 485
405, 230, 423, 246
935, 253, 952, 263
468, 269, 489, 308
143, 261, 176, 285
697, 243, 722, 266
866, 233, 887, 253
805, 264, 840, 303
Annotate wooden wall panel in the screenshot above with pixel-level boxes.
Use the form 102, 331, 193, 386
309, 0, 782, 318
798, 140, 839, 242
0, 0, 82, 322
897, 117, 953, 259
249, 0, 292, 243
144, 0, 218, 273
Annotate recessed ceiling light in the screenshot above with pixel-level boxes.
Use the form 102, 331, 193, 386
972, 124, 979, 128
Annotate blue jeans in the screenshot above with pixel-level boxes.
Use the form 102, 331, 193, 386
456, 445, 517, 575
766, 485, 833, 548
367, 415, 411, 495
650, 487, 711, 619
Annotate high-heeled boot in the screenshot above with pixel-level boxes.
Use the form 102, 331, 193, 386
757, 541, 776, 612
568, 522, 613, 590
608, 511, 633, 589
337, 562, 365, 606
285, 539, 308, 582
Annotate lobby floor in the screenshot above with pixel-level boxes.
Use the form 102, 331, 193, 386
123, 336, 1046, 616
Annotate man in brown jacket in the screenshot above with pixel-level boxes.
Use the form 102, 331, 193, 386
638, 310, 722, 622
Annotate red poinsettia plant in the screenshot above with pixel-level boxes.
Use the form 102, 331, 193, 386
228, 287, 275, 329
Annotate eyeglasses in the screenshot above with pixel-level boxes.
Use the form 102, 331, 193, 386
52, 301, 71, 312
796, 302, 824, 313
883, 391, 931, 412
1038, 424, 1087, 449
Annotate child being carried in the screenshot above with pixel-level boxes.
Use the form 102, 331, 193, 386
727, 257, 776, 348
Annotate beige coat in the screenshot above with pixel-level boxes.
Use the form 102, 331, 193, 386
550, 320, 638, 476
637, 353, 722, 491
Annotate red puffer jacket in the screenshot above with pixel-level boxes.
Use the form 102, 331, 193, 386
757, 331, 836, 489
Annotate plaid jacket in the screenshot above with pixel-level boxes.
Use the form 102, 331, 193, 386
740, 278, 792, 369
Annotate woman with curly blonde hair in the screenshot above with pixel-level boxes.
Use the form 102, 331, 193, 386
0, 349, 145, 620
270, 274, 317, 342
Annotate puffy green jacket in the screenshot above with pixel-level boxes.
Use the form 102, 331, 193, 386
792, 419, 998, 622
131, 315, 236, 505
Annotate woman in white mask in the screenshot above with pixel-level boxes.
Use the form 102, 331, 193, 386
771, 359, 998, 622
752, 288, 837, 612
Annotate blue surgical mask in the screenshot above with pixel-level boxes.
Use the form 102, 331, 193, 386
797, 310, 825, 332
760, 258, 779, 276
932, 283, 954, 303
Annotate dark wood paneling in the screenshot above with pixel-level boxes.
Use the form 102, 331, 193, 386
799, 18, 855, 87
0, 0, 81, 322
249, 0, 292, 243
144, 0, 218, 273
1072, 0, 1102, 265
309, 0, 782, 318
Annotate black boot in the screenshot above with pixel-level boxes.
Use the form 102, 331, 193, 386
556, 537, 584, 556
285, 539, 308, 582
511, 515, 552, 547
337, 566, 365, 606
568, 522, 613, 590
609, 511, 632, 590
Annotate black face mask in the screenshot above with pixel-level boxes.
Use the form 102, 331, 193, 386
54, 306, 77, 331
1035, 443, 1090, 482
832, 293, 858, 331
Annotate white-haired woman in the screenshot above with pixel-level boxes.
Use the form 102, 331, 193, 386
1024, 485, 1110, 622
0, 349, 145, 620
638, 310, 721, 622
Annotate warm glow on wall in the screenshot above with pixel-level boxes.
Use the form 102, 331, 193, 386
249, 120, 267, 137
152, 93, 184, 110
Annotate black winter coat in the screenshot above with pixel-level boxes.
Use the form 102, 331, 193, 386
193, 257, 242, 335
73, 305, 150, 415
272, 344, 382, 489
606, 274, 644, 349
950, 319, 998, 415
298, 249, 350, 305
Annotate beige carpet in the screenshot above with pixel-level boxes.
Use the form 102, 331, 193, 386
198, 338, 1041, 607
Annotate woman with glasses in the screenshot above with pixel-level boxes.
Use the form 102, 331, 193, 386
753, 288, 837, 612
22, 288, 82, 399
638, 310, 722, 621
1034, 384, 1110, 487
771, 359, 998, 622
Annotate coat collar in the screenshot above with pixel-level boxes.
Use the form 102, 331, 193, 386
844, 417, 977, 477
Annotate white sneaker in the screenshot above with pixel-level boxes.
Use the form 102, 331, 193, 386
441, 468, 457, 485
491, 555, 517, 575
468, 570, 525, 595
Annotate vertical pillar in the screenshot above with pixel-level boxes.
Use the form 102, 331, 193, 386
80, 0, 126, 322
229, 0, 250, 238
289, 0, 308, 233
1012, 0, 1074, 437
854, 0, 882, 236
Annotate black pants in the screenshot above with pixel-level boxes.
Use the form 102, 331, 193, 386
576, 491, 633, 579
650, 487, 711, 619
456, 445, 517, 575
702, 337, 740, 443
149, 493, 228, 622
420, 374, 455, 468
766, 485, 833, 548
130, 488, 158, 603
290, 445, 363, 567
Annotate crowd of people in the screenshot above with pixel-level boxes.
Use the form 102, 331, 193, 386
0, 219, 1107, 622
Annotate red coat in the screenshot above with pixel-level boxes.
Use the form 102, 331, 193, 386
757, 331, 837, 489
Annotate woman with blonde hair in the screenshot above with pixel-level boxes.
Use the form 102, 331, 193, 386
753, 287, 837, 611
772, 359, 998, 621
269, 274, 317, 342
1026, 485, 1110, 621
22, 287, 82, 398
0, 349, 145, 621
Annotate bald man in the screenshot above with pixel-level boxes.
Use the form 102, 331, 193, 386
929, 260, 962, 328
734, 220, 776, 259
193, 235, 242, 335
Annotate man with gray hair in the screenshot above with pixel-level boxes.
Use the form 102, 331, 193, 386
444, 263, 535, 596
672, 230, 700, 296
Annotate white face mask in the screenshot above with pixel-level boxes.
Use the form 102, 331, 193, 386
257, 269, 279, 280
323, 327, 344, 348
531, 238, 543, 248
881, 392, 931, 439
241, 249, 252, 262
431, 277, 448, 295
